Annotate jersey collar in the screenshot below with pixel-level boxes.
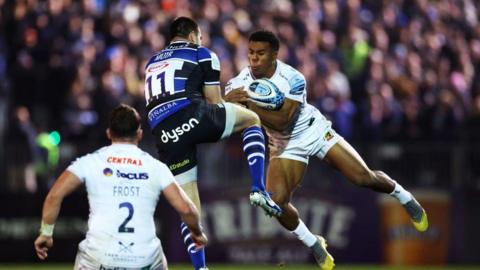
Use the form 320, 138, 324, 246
109, 143, 138, 149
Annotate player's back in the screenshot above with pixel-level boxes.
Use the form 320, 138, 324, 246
67, 143, 174, 267
144, 41, 220, 129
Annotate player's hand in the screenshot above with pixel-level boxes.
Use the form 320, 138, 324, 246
190, 231, 208, 250
224, 87, 248, 105
34, 235, 53, 260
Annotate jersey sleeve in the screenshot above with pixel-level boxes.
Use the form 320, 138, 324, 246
284, 72, 306, 103
66, 155, 89, 183
224, 69, 249, 94
224, 77, 243, 94
151, 160, 176, 190
198, 47, 220, 86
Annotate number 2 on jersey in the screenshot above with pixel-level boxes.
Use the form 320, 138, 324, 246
118, 202, 134, 233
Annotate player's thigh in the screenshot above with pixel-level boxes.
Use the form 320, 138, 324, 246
180, 181, 201, 214
150, 250, 168, 270
153, 101, 225, 144
266, 158, 307, 204
154, 138, 197, 181
323, 138, 371, 180
74, 248, 100, 269
226, 102, 260, 134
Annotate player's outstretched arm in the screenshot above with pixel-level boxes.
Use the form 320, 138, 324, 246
35, 170, 82, 260
162, 182, 208, 249
203, 85, 224, 104
247, 98, 300, 131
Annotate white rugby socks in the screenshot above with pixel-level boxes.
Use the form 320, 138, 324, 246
390, 181, 413, 204
291, 220, 317, 247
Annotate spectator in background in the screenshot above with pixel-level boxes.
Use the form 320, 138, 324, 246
5, 106, 40, 193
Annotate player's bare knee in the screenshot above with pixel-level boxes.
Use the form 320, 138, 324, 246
271, 192, 290, 209
234, 108, 260, 131
245, 110, 260, 127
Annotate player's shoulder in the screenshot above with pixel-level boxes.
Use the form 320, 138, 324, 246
197, 46, 216, 58
68, 146, 106, 169
197, 46, 220, 71
82, 146, 109, 160
276, 61, 306, 95
145, 49, 168, 69
137, 149, 168, 169
277, 60, 305, 80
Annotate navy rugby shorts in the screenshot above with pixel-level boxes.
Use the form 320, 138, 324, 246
152, 100, 227, 179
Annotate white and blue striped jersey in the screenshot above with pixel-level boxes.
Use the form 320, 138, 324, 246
67, 143, 175, 268
226, 60, 318, 141
144, 41, 221, 129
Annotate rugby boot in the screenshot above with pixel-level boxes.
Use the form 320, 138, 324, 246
404, 198, 429, 232
312, 235, 335, 270
249, 190, 282, 217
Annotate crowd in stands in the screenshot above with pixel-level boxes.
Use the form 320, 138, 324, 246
1, 0, 480, 192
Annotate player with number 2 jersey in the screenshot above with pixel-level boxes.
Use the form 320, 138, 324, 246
34, 105, 206, 270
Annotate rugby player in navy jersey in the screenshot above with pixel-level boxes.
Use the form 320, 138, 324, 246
144, 17, 281, 270
225, 30, 429, 269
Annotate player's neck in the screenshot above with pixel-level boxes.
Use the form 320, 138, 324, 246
170, 37, 191, 44
265, 61, 277, 78
111, 139, 138, 146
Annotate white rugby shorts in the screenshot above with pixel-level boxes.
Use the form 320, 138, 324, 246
270, 110, 342, 164
73, 245, 167, 270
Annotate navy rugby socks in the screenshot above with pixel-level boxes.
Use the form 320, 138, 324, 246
181, 222, 206, 270
242, 126, 266, 192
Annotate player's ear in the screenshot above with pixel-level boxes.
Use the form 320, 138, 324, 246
106, 128, 112, 140
272, 50, 278, 60
188, 31, 196, 43
136, 128, 143, 142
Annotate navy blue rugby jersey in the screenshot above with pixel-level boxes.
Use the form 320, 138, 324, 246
144, 41, 220, 129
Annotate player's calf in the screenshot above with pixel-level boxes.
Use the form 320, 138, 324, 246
180, 222, 207, 270
241, 126, 282, 217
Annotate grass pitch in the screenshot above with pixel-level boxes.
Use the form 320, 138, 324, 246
0, 264, 477, 270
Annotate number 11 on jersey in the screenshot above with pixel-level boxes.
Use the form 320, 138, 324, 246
146, 72, 166, 99
145, 60, 184, 101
